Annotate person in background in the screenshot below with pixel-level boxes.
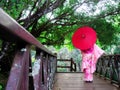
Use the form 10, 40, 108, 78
81, 44, 105, 83
72, 26, 105, 83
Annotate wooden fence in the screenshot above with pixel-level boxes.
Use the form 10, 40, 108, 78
0, 8, 56, 90
56, 58, 76, 72
96, 54, 120, 87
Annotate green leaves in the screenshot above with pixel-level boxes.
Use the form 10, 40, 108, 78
0, 84, 3, 90
90, 19, 117, 46
0, 0, 120, 50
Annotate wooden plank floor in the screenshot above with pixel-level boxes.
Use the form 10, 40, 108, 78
53, 73, 119, 90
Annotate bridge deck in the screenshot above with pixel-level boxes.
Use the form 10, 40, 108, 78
53, 73, 119, 90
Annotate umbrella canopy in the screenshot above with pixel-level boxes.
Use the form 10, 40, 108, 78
72, 26, 97, 50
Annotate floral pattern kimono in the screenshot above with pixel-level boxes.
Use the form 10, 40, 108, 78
81, 44, 104, 82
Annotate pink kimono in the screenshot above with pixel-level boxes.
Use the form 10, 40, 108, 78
81, 44, 104, 82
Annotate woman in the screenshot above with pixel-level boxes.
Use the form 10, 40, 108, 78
81, 44, 104, 83
72, 26, 105, 82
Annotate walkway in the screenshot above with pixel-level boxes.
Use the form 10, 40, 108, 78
53, 73, 119, 90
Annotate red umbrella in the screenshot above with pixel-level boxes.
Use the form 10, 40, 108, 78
72, 26, 97, 50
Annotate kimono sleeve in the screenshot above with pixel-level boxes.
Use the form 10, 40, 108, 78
93, 44, 105, 63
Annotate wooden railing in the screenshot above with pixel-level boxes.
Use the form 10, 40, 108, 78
56, 58, 76, 72
96, 54, 120, 87
0, 8, 56, 90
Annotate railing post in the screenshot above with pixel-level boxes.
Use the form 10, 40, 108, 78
115, 55, 120, 87
33, 50, 44, 90
74, 63, 76, 72
54, 53, 57, 73
6, 45, 30, 90
70, 58, 73, 72
29, 53, 34, 90
42, 53, 48, 90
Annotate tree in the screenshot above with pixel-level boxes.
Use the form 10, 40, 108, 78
0, 0, 120, 48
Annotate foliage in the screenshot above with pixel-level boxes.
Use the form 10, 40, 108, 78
114, 46, 120, 54
70, 49, 81, 62
0, 73, 8, 90
70, 49, 81, 71
57, 47, 70, 59
0, 0, 120, 49
57, 61, 69, 72
90, 19, 117, 46
0, 84, 3, 90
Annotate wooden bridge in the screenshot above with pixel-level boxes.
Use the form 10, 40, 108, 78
53, 73, 119, 90
0, 8, 120, 90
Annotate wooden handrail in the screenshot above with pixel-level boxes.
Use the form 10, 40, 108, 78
96, 54, 120, 87
0, 8, 57, 90
56, 58, 76, 72
0, 8, 54, 56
